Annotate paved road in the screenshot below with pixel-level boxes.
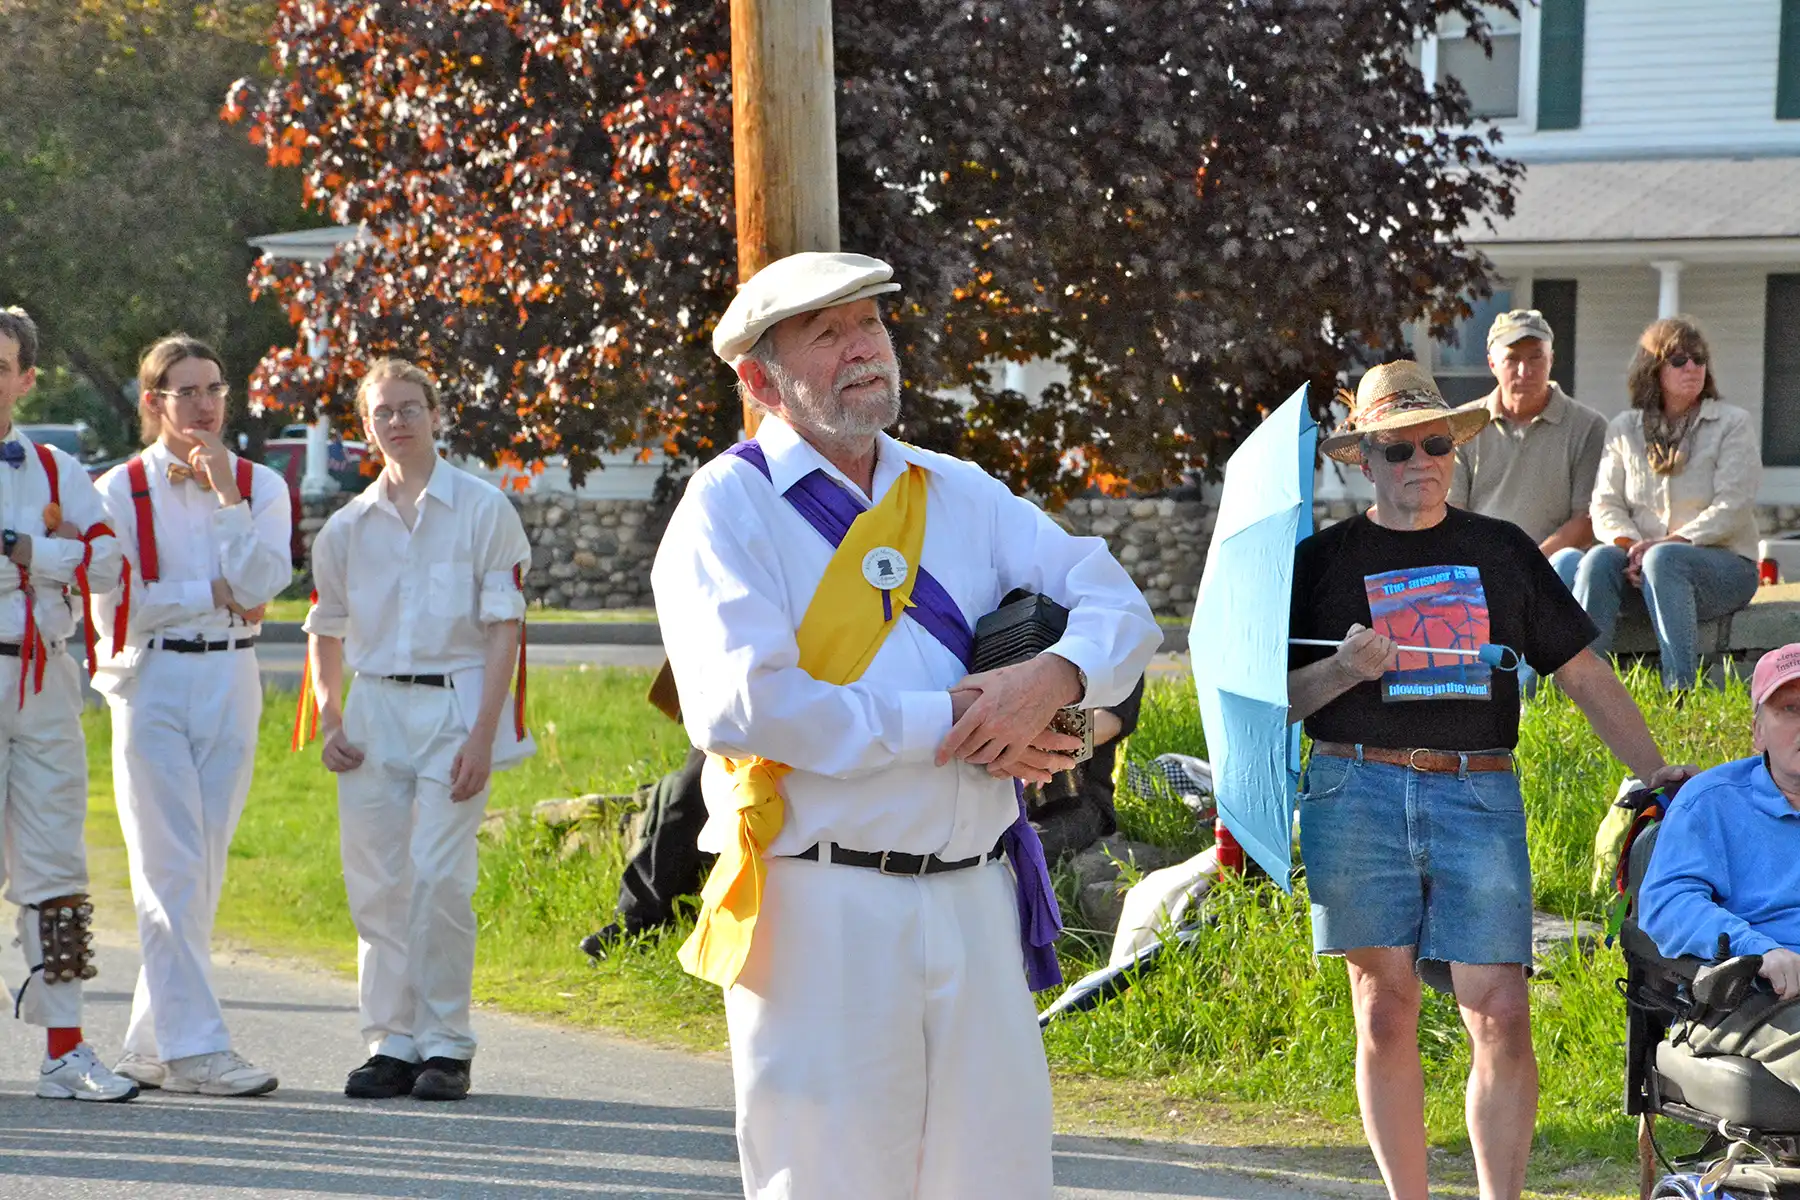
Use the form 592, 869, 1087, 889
0, 936, 1361, 1199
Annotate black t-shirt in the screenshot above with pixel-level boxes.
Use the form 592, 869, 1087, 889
1288, 508, 1597, 751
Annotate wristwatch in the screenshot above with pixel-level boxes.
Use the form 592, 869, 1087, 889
2, 530, 17, 561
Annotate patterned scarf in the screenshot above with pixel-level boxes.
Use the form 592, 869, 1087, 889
1642, 403, 1699, 476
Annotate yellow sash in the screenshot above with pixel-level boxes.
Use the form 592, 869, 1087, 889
677, 464, 930, 988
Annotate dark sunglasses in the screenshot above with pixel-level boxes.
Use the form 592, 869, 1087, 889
1666, 353, 1707, 368
1376, 434, 1455, 464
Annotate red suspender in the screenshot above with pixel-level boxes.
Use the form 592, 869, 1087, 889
125, 457, 159, 582
235, 458, 254, 506
513, 564, 528, 740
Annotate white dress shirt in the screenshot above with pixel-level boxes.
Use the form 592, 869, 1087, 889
94, 442, 292, 650
305, 457, 529, 674
653, 417, 1161, 862
0, 427, 123, 644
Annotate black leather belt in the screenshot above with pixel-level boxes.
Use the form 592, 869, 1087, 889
380, 673, 452, 688
788, 842, 1005, 877
152, 635, 259, 654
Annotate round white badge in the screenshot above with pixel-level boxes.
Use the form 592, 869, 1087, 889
862, 547, 909, 590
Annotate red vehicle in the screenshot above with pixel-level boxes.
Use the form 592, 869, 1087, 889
259, 438, 374, 565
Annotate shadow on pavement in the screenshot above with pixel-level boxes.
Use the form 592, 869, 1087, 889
0, 1087, 741, 1198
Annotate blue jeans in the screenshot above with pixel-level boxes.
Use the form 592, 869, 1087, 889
1520, 548, 1586, 698
1572, 542, 1760, 689
1298, 754, 1532, 994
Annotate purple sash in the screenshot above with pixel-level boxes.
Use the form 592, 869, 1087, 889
725, 441, 1063, 991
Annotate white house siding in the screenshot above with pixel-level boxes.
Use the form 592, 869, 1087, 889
1503, 0, 1798, 160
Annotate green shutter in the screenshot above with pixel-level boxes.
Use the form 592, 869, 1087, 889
1780, 0, 1800, 119
1537, 0, 1585, 130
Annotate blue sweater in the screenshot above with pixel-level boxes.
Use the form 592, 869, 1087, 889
1639, 756, 1800, 961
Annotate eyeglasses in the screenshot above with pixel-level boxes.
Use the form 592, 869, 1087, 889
370, 400, 429, 426
156, 383, 230, 403
1666, 353, 1707, 368
1374, 434, 1456, 464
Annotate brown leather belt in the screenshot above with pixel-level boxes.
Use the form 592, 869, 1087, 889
1312, 741, 1514, 774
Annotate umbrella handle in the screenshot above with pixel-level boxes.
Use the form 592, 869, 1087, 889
1288, 638, 1520, 671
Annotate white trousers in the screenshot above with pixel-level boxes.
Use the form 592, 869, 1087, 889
108, 648, 261, 1061
337, 677, 489, 1063
725, 855, 1054, 1200
0, 651, 90, 1029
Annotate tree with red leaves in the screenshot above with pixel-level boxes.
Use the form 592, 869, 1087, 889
228, 0, 1520, 499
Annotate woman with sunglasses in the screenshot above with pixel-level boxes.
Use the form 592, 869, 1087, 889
1572, 316, 1761, 690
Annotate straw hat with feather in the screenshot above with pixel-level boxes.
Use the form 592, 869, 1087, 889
1319, 360, 1490, 465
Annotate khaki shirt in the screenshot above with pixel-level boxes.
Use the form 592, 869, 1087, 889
1449, 384, 1608, 544
1590, 400, 1762, 560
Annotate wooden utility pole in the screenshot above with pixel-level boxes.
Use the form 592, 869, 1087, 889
730, 0, 839, 433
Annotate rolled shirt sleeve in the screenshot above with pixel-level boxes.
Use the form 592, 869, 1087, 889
475, 496, 531, 624
302, 518, 351, 640
654, 467, 953, 779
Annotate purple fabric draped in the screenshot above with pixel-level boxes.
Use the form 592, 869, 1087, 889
723, 440, 1063, 990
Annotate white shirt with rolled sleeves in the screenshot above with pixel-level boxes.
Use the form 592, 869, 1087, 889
653, 416, 1162, 862
304, 457, 532, 764
0, 428, 123, 643
93, 442, 291, 662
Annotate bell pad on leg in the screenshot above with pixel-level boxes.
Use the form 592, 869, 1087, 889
33, 894, 97, 984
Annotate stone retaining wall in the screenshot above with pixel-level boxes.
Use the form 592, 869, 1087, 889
298, 490, 1800, 618
300, 491, 674, 610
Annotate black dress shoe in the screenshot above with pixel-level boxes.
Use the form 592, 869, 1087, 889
412, 1056, 471, 1102
580, 922, 628, 960
344, 1054, 419, 1099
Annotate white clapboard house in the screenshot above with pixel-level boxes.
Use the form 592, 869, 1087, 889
1399, 0, 1800, 509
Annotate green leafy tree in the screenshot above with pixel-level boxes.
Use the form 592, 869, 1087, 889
230, 0, 1520, 498
0, 0, 310, 451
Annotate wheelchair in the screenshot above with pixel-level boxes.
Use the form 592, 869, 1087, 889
1617, 788, 1800, 1199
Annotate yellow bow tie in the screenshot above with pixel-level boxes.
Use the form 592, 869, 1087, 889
166, 462, 212, 491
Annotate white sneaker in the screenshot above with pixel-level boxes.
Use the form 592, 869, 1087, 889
113, 1052, 167, 1090
162, 1049, 278, 1097
38, 1044, 140, 1102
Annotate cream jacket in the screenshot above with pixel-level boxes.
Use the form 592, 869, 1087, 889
1590, 400, 1761, 560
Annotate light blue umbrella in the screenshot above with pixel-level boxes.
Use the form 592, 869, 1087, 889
1188, 383, 1316, 890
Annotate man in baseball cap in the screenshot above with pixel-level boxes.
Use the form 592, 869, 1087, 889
1449, 309, 1608, 596
1638, 643, 1800, 1088
654, 251, 1160, 1198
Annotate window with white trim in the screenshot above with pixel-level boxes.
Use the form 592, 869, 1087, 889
1411, 5, 1527, 123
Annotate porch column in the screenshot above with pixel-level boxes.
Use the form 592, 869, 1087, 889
301, 327, 339, 499
1651, 260, 1684, 318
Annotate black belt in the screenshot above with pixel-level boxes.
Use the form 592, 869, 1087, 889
379, 673, 452, 688
0, 642, 21, 657
788, 842, 1005, 877
152, 635, 259, 654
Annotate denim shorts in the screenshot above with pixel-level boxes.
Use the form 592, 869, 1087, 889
1297, 752, 1533, 994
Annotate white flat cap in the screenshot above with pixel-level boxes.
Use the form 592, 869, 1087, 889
712, 251, 900, 363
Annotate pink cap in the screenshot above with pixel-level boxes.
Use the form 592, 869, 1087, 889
1752, 643, 1800, 706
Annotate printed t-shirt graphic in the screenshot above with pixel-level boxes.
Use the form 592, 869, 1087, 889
1363, 565, 1492, 702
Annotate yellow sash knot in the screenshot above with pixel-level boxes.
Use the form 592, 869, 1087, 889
677, 463, 930, 988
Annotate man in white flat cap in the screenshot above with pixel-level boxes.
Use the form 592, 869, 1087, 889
653, 251, 1160, 1199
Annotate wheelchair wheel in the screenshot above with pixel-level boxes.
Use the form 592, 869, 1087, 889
1651, 1172, 1708, 1200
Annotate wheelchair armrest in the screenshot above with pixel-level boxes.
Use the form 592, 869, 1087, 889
1693, 954, 1766, 1013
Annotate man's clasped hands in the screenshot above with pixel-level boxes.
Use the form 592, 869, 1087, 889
936, 654, 1087, 785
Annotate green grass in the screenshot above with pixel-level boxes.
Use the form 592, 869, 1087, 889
77, 664, 1751, 1193
258, 598, 657, 624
